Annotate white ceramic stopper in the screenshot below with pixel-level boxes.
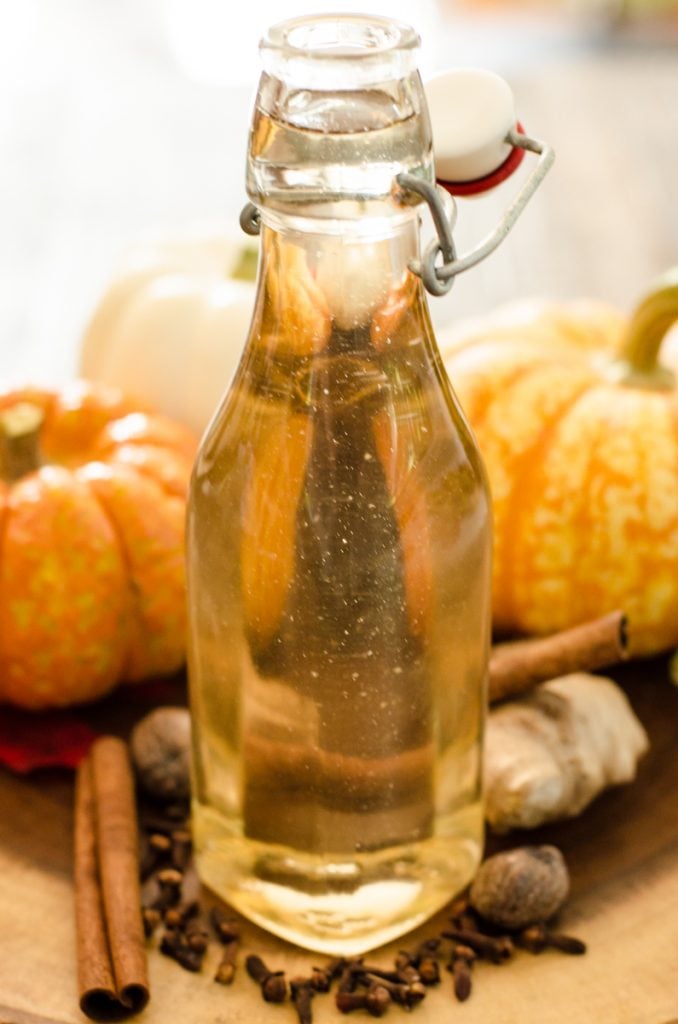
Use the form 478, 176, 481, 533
425, 69, 517, 183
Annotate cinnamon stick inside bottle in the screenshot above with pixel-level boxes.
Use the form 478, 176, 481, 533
74, 737, 149, 1021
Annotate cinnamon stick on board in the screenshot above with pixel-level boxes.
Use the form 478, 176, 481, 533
74, 736, 149, 1021
489, 610, 629, 704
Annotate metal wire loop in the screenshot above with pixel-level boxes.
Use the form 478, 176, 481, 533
398, 131, 555, 296
240, 203, 261, 236
420, 237, 458, 297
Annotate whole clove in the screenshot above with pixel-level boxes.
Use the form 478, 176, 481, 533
358, 966, 405, 985
394, 950, 415, 972
396, 965, 421, 986
447, 945, 476, 1003
452, 959, 472, 1002
214, 939, 239, 985
417, 957, 439, 986
141, 866, 184, 916
139, 831, 173, 879
290, 978, 315, 1024
170, 828, 193, 872
309, 965, 335, 992
210, 905, 241, 943
246, 954, 288, 1003
363, 974, 426, 1009
517, 923, 587, 956
164, 898, 199, 930
153, 867, 184, 912
414, 942, 440, 986
336, 985, 391, 1017
150, 832, 173, 854
210, 907, 241, 985
183, 917, 210, 953
141, 906, 161, 938
449, 944, 477, 966
442, 927, 514, 963
337, 960, 363, 994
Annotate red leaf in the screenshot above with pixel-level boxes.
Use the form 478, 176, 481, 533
0, 708, 98, 773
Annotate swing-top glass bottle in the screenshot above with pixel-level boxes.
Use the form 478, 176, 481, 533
186, 14, 492, 955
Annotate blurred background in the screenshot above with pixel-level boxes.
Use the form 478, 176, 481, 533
1, 0, 677, 385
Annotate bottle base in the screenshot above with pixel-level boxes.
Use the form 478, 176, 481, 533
193, 801, 482, 955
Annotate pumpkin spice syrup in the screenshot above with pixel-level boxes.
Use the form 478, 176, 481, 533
186, 14, 492, 955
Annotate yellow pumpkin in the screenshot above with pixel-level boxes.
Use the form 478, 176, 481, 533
442, 270, 678, 656
0, 381, 196, 709
80, 236, 257, 435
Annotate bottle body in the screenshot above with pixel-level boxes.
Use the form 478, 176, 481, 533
187, 213, 491, 954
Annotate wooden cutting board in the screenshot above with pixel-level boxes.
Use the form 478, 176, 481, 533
1, 661, 678, 1024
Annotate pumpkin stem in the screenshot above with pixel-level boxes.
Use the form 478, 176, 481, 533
610, 268, 678, 390
0, 402, 45, 481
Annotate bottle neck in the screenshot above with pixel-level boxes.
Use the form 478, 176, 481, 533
255, 211, 423, 346
247, 17, 432, 220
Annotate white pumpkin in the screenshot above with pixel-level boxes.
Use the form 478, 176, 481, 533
80, 235, 257, 435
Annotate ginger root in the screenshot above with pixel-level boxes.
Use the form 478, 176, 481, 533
484, 672, 649, 832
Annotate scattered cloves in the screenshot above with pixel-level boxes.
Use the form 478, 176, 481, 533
159, 928, 205, 972
137, 785, 587, 1015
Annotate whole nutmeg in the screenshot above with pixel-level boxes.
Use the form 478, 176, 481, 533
130, 707, 191, 801
469, 845, 569, 930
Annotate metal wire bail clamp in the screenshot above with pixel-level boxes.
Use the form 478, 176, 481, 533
239, 130, 554, 298
397, 130, 555, 297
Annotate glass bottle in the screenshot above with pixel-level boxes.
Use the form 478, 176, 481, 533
186, 13, 492, 956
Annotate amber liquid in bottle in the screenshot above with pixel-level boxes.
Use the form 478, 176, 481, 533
187, 14, 491, 955
187, 215, 491, 954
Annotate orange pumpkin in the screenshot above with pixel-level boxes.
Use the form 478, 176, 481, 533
442, 270, 678, 656
0, 381, 196, 709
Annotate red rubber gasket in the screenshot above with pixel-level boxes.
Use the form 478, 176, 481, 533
437, 122, 526, 197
